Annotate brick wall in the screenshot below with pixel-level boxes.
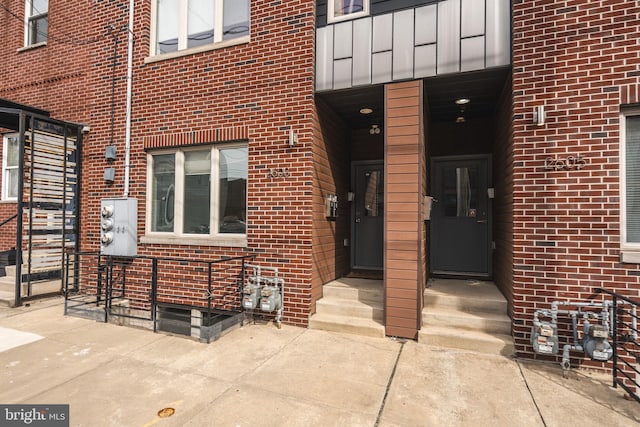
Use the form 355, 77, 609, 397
384, 80, 425, 339
311, 98, 350, 312
0, 0, 93, 253
493, 75, 514, 317
78, 0, 317, 326
512, 1, 640, 364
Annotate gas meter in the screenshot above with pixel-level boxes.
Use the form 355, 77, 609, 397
531, 321, 559, 355
582, 324, 613, 361
242, 278, 261, 310
260, 281, 282, 312
100, 198, 138, 256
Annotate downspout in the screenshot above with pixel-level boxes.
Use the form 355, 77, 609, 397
123, 0, 135, 198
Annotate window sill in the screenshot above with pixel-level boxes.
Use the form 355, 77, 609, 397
17, 42, 47, 53
327, 12, 369, 25
140, 234, 247, 248
621, 251, 640, 264
0, 199, 17, 204
144, 36, 250, 64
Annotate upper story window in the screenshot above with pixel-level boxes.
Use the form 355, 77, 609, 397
147, 144, 248, 242
153, 0, 250, 56
2, 134, 19, 201
328, 0, 369, 24
25, 0, 48, 46
622, 110, 640, 251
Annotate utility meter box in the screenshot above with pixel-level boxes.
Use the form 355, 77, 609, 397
101, 198, 138, 257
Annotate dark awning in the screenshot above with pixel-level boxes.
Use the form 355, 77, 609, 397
0, 98, 50, 131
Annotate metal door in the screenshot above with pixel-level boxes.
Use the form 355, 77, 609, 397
430, 156, 491, 276
352, 161, 384, 270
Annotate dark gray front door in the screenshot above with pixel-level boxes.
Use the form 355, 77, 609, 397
352, 162, 384, 270
430, 156, 491, 276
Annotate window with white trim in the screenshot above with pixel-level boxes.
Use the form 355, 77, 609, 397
153, 0, 250, 55
622, 110, 640, 252
328, 0, 369, 23
25, 0, 48, 46
147, 144, 247, 238
2, 134, 19, 201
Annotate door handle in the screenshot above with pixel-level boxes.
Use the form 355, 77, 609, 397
477, 219, 488, 224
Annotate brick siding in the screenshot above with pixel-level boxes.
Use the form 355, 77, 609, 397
512, 1, 640, 370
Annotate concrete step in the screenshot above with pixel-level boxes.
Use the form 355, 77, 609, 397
422, 306, 511, 335
315, 297, 383, 321
4, 265, 15, 277
321, 278, 383, 302
309, 312, 385, 338
0, 278, 62, 302
424, 290, 507, 314
419, 326, 515, 356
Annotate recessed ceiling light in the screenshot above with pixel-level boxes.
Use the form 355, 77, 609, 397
456, 116, 466, 124
455, 98, 470, 105
359, 107, 373, 115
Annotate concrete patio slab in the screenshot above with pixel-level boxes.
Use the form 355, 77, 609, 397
0, 298, 638, 427
0, 326, 42, 353
379, 343, 544, 427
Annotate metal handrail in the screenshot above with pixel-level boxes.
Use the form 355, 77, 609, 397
0, 213, 17, 228
594, 287, 639, 403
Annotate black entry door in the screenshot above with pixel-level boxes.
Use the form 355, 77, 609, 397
430, 156, 491, 276
352, 162, 384, 270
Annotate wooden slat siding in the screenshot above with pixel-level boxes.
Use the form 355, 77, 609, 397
493, 74, 515, 318
22, 130, 78, 278
310, 98, 350, 313
384, 81, 425, 340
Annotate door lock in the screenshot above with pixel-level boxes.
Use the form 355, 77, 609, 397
477, 219, 488, 224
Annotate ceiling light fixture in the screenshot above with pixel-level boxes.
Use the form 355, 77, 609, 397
455, 98, 470, 105
359, 107, 373, 115
369, 124, 381, 135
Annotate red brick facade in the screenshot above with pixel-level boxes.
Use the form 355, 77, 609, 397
0, 0, 92, 252
1, 1, 639, 363
78, 0, 316, 326
512, 1, 640, 360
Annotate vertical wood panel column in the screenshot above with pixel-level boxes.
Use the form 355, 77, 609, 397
384, 81, 425, 339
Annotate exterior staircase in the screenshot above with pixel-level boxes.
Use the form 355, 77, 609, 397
419, 279, 514, 356
309, 278, 385, 338
0, 265, 62, 307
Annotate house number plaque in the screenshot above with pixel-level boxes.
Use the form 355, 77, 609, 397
544, 155, 587, 171
267, 168, 291, 178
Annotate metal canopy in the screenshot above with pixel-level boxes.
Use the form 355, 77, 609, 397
0, 98, 50, 131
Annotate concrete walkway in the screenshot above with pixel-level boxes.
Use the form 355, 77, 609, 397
0, 297, 638, 426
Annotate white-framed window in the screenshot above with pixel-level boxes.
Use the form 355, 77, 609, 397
146, 143, 248, 240
24, 0, 48, 46
622, 110, 640, 253
151, 0, 250, 56
328, 0, 369, 24
2, 134, 19, 201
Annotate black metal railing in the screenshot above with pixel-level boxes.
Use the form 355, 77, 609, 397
64, 251, 255, 333
0, 213, 17, 228
595, 287, 639, 403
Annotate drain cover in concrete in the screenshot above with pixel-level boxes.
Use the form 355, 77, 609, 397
0, 327, 43, 353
